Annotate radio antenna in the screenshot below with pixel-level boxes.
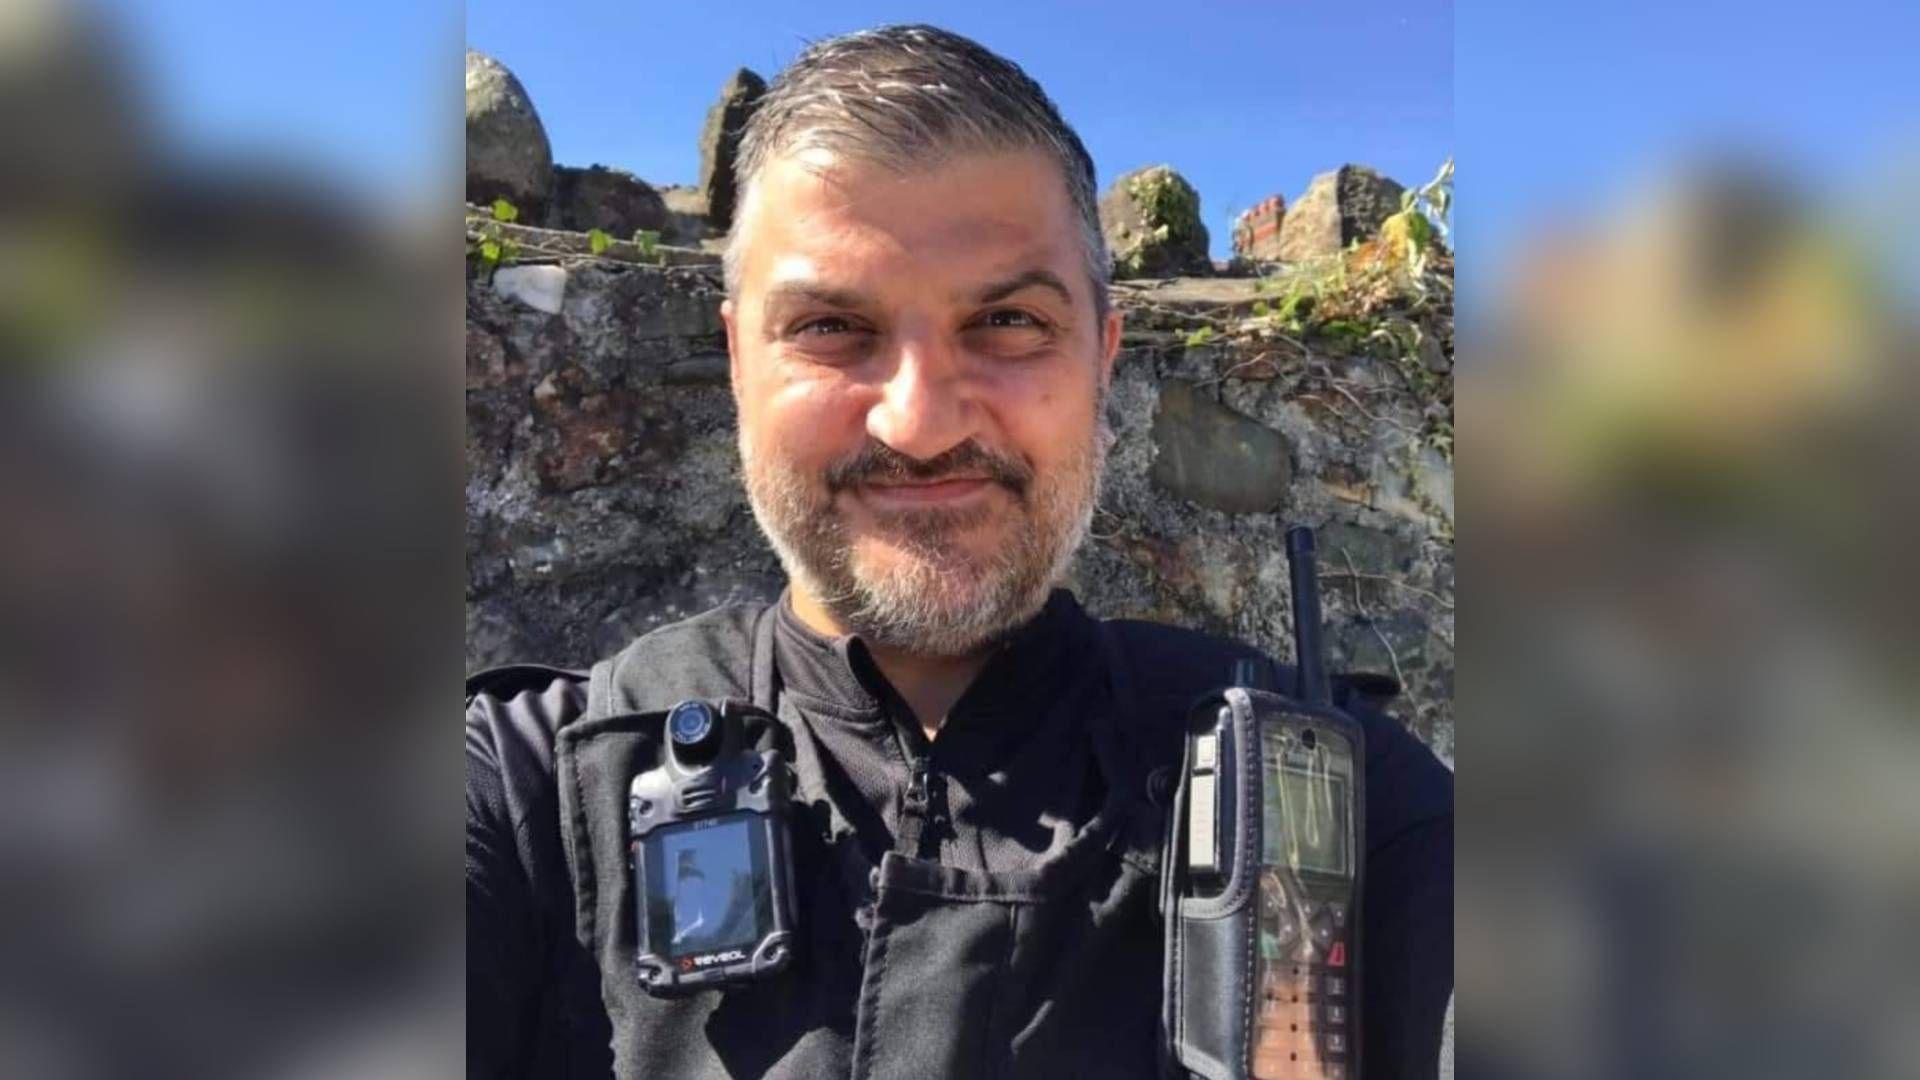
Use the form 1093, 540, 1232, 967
1286, 526, 1331, 707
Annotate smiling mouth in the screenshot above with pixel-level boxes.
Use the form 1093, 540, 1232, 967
858, 477, 996, 506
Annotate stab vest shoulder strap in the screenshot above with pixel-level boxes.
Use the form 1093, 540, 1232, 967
583, 602, 776, 721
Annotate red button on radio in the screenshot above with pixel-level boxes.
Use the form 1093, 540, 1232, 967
1328, 942, 1347, 968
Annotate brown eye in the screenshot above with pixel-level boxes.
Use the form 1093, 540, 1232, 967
967, 308, 1054, 358
796, 316, 855, 336
983, 309, 1042, 329
787, 315, 874, 364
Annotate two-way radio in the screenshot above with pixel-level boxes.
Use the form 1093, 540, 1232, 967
1166, 527, 1365, 1079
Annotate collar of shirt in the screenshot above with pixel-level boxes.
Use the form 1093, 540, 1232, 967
769, 586, 1106, 870
769, 587, 1086, 737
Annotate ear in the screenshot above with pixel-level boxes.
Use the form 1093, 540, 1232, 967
721, 298, 742, 404
1099, 307, 1123, 385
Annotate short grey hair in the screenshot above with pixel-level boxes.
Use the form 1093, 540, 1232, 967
724, 24, 1109, 318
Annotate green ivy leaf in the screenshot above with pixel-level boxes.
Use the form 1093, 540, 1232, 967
588, 228, 611, 255
1183, 325, 1216, 348
479, 239, 502, 264
1405, 212, 1433, 249
491, 198, 519, 223
632, 229, 660, 261
1251, 299, 1270, 317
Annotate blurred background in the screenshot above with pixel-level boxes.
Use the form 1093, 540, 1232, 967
1457, 2, 1919, 1078
2, 0, 463, 1076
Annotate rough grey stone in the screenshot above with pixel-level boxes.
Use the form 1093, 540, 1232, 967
464, 212, 722, 269
466, 254, 1454, 754
1334, 609, 1430, 674
662, 354, 731, 385
466, 50, 553, 217
1100, 165, 1212, 278
1316, 521, 1418, 611
697, 68, 766, 228
1372, 444, 1454, 530
1148, 379, 1293, 513
548, 165, 668, 237
1277, 164, 1405, 262
1420, 328, 1452, 373
658, 184, 715, 244
492, 264, 566, 314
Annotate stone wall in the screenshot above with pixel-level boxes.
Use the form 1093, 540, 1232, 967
465, 250, 1454, 761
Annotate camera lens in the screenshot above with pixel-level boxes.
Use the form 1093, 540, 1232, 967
667, 701, 716, 747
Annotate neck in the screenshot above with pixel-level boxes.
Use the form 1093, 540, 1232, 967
788, 586, 993, 740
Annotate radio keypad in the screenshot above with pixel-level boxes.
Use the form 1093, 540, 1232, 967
1270, 917, 1301, 952
1255, 877, 1355, 1078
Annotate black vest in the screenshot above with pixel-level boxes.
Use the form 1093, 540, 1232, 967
562, 600, 1176, 1079
466, 598, 1451, 1079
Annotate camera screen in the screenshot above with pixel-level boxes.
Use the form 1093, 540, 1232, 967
642, 813, 770, 961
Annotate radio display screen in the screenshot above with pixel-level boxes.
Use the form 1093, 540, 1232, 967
1261, 758, 1350, 877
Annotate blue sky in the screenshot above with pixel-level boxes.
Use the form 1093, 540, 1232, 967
464, 1, 1454, 261
89, 0, 1914, 285
86, 1, 1450, 260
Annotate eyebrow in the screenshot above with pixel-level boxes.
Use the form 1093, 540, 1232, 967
761, 282, 867, 324
757, 267, 1078, 329
970, 268, 1074, 308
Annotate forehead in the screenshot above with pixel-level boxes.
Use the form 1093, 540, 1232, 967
734, 147, 1086, 305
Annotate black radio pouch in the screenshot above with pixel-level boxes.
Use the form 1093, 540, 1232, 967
1162, 687, 1264, 1078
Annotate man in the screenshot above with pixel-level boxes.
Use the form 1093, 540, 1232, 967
467, 24, 1452, 1078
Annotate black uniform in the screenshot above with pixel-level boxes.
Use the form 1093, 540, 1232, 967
466, 590, 1452, 1078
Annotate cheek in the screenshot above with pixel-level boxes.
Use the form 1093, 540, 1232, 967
992, 366, 1096, 458
751, 365, 873, 459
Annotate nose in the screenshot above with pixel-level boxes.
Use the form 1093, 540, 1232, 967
865, 324, 979, 463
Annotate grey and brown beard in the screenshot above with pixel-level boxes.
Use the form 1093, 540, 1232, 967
739, 393, 1111, 658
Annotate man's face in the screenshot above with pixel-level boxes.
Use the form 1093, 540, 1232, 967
722, 147, 1122, 656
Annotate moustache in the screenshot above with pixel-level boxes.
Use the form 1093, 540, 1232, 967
823, 440, 1033, 499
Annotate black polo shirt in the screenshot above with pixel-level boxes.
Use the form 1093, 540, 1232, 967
769, 589, 1107, 873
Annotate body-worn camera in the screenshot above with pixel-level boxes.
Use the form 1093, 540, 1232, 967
629, 699, 797, 996
1166, 528, 1366, 1079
